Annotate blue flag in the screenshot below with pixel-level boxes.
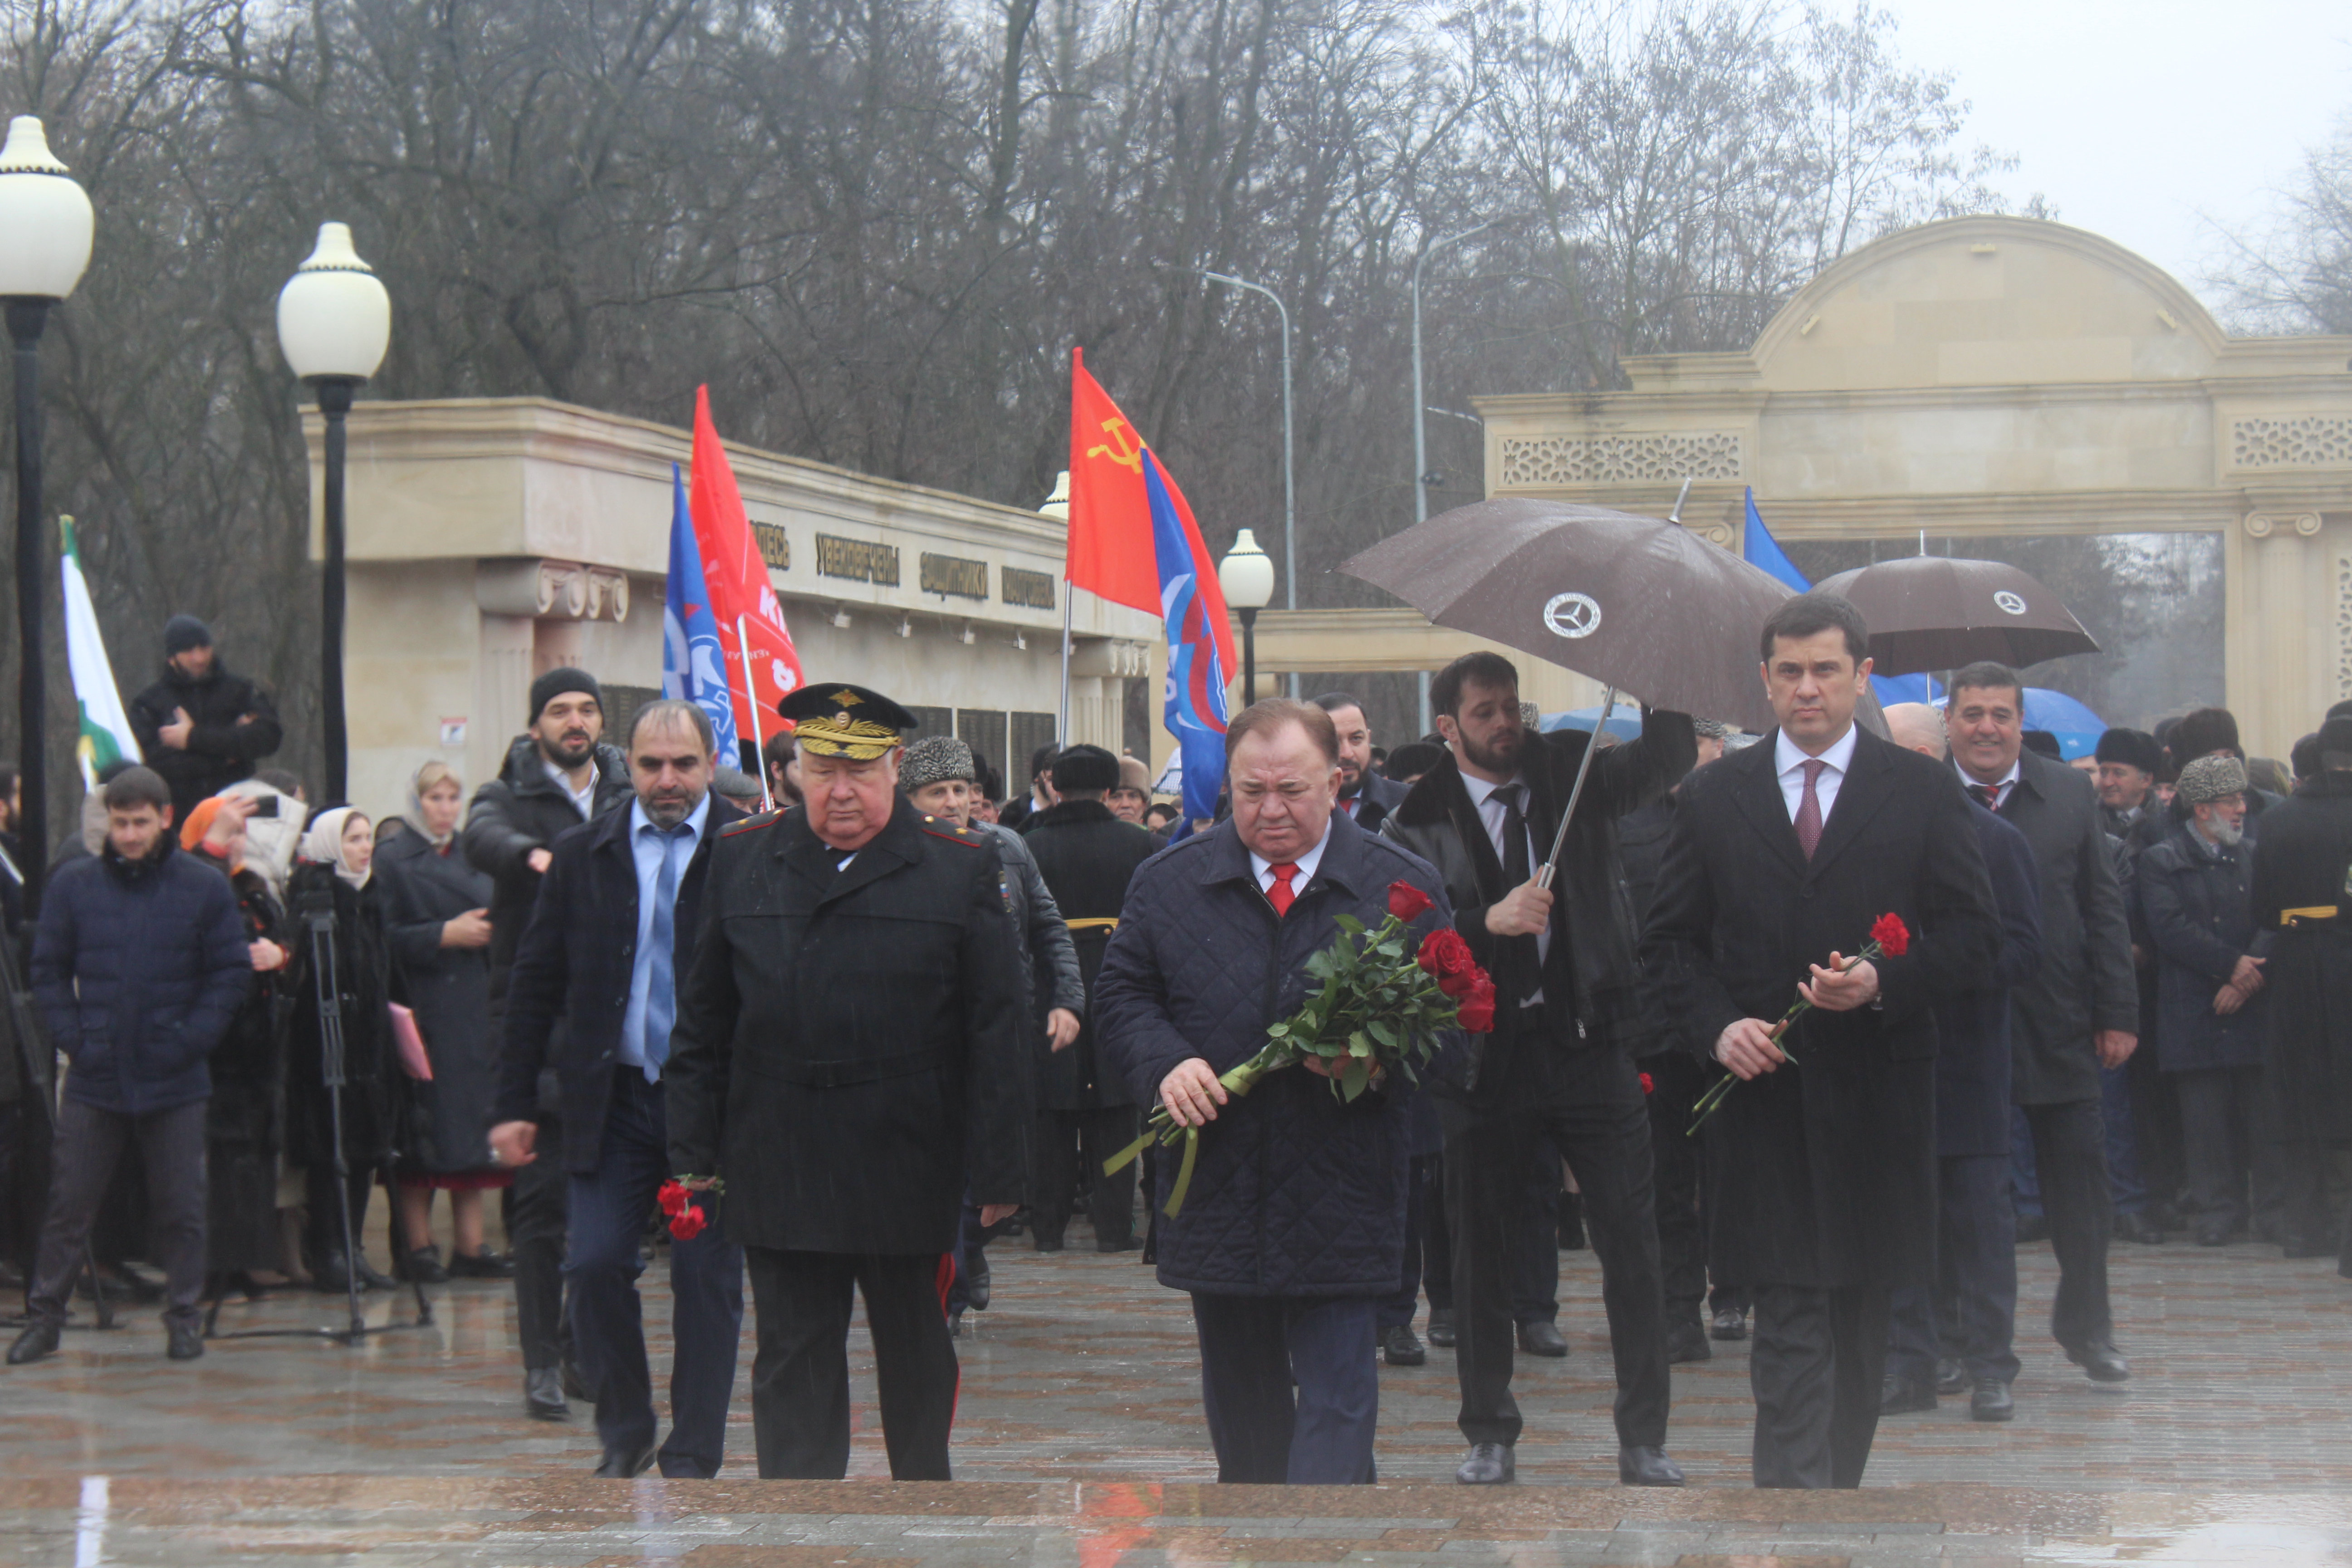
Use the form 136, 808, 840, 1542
662, 464, 740, 763
1141, 451, 1234, 821
1742, 487, 1931, 706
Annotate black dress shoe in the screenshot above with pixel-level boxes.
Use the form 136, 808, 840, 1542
525, 1367, 570, 1421
1617, 1445, 1685, 1486
356, 1257, 399, 1292
1426, 1308, 1456, 1348
2065, 1337, 2131, 1383
1515, 1320, 1568, 1357
167, 1319, 205, 1361
402, 1245, 450, 1284
311, 1253, 356, 1294
1879, 1373, 1937, 1415
2195, 1225, 2230, 1247
1031, 1230, 1066, 1254
7, 1321, 60, 1365
1709, 1306, 1747, 1341
592, 1443, 657, 1478
449, 1250, 515, 1279
561, 1354, 595, 1405
965, 1259, 992, 1312
1935, 1356, 1969, 1396
1455, 1442, 1514, 1484
1382, 1324, 1426, 1367
2113, 1210, 2165, 1245
1665, 1319, 1711, 1364
2015, 1215, 2051, 1244
1970, 1379, 2014, 1422
1096, 1236, 1143, 1252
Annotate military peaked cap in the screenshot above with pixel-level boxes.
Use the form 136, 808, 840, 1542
778, 682, 916, 760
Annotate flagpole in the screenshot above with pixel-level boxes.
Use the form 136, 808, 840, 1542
734, 612, 771, 808
1057, 592, 1073, 746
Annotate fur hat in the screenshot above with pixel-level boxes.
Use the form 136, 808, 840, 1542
2095, 727, 2162, 777
900, 735, 976, 791
1050, 744, 1122, 795
2175, 753, 2247, 805
1117, 755, 1152, 795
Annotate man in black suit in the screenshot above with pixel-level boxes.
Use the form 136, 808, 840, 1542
1384, 653, 1695, 1488
490, 700, 747, 1478
1315, 694, 1410, 833
1946, 662, 2137, 1386
1644, 594, 1998, 1489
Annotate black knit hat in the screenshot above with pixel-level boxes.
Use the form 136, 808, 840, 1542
2321, 715, 2352, 771
1050, 744, 1121, 794
529, 667, 603, 724
163, 615, 212, 656
2095, 727, 2161, 776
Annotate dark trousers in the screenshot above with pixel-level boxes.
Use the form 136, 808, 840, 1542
28, 1098, 207, 1330
1444, 1040, 1670, 1450
1886, 1153, 2018, 1386
1422, 1153, 1455, 1312
305, 1163, 375, 1263
1646, 1053, 1709, 1327
1191, 1292, 1379, 1484
504, 1114, 568, 1372
1032, 1106, 1139, 1247
2174, 1066, 2281, 1233
566, 1070, 745, 1476
743, 1246, 959, 1479
2019, 1098, 2114, 1350
1750, 1282, 1890, 1489
1514, 1137, 1561, 1323
1379, 1153, 1442, 1328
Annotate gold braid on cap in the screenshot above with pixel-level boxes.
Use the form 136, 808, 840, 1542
793, 691, 903, 761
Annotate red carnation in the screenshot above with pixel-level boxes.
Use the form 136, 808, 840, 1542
1455, 978, 1497, 1033
669, 1204, 709, 1241
1388, 881, 1436, 922
657, 1180, 691, 1218
1871, 912, 1911, 957
1640, 1072, 1654, 1095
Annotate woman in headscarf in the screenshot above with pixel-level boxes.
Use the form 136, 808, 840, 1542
282, 807, 402, 1293
374, 762, 512, 1282
180, 795, 295, 1297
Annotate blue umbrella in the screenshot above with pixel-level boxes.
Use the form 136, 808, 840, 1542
1934, 687, 2107, 760
1542, 702, 1642, 742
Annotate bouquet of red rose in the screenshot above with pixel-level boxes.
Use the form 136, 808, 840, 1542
656, 1178, 721, 1240
1687, 912, 1909, 1134
1107, 881, 1494, 1217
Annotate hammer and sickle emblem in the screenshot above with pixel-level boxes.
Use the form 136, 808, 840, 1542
1087, 418, 1145, 474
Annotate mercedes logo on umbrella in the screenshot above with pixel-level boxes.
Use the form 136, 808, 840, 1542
1993, 590, 2027, 616
1544, 592, 1602, 639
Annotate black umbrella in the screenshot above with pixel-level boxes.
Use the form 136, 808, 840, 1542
1813, 556, 2098, 676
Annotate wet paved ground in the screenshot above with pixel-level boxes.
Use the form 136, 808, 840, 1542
3, 1217, 2350, 1565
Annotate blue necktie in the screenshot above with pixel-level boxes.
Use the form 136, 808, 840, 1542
642, 825, 687, 1081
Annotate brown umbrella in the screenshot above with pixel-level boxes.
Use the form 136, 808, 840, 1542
1340, 497, 1793, 734
1813, 556, 2098, 676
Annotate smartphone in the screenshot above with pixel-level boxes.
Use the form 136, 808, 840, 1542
247, 795, 281, 818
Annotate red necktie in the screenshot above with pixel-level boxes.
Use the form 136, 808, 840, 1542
1268, 862, 1299, 916
1968, 783, 2000, 813
1795, 759, 1827, 860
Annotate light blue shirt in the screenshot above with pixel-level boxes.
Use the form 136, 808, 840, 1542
620, 792, 711, 1074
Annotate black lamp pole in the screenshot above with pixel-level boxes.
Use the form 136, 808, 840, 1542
9, 297, 51, 913
314, 377, 358, 804
1238, 606, 1259, 708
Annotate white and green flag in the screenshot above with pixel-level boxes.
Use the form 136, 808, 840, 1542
61, 517, 142, 785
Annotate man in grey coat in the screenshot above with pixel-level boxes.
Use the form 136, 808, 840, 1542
1946, 662, 2137, 1385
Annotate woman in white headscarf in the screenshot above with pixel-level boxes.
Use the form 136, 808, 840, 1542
281, 807, 403, 1294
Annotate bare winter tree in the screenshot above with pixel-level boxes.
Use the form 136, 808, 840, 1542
2213, 108, 2352, 335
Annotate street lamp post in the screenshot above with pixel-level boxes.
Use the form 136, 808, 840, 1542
1192, 268, 1295, 696
276, 223, 391, 804
0, 117, 95, 912
1218, 529, 1275, 708
1411, 220, 1494, 526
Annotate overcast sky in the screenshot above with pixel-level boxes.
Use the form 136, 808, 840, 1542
1878, 0, 2352, 314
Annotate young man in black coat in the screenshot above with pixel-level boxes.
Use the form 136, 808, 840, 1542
1019, 743, 1160, 1252
9, 767, 249, 1366
665, 683, 1030, 1482
490, 701, 747, 1479
1383, 653, 1695, 1488
1644, 595, 1999, 1490
1948, 661, 2139, 1385
1313, 693, 1410, 833
125, 617, 285, 821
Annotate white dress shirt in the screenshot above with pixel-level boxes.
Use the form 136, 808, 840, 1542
1460, 770, 1549, 999
1954, 755, 2022, 811
1249, 822, 1331, 901
545, 756, 599, 820
1775, 724, 1860, 825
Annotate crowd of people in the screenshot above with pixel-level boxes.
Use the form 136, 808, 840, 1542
0, 596, 2346, 1496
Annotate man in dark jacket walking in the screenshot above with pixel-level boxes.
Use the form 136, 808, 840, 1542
1098, 698, 1451, 1485
1314, 693, 1409, 833
490, 700, 746, 1478
1019, 744, 1159, 1252
666, 682, 1030, 1481
1948, 662, 2138, 1386
462, 665, 632, 1421
126, 617, 284, 821
1384, 653, 1695, 1488
8, 767, 248, 1365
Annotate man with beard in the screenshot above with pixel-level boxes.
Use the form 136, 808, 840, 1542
1314, 694, 1408, 833
127, 617, 285, 821
1384, 652, 1694, 1487
462, 667, 632, 1421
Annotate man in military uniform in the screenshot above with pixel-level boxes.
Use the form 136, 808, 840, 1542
665, 683, 1030, 1480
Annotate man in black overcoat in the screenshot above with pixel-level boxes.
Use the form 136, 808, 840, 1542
1947, 662, 2138, 1384
1020, 744, 1159, 1252
1384, 652, 1695, 1487
665, 682, 1030, 1481
1877, 704, 2042, 1424
2251, 715, 2352, 1262
1643, 595, 1998, 1489
1313, 693, 1410, 833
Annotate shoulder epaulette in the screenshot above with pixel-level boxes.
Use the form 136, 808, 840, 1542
919, 814, 983, 846
721, 811, 784, 837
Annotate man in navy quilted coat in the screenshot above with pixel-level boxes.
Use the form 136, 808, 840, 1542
1097, 698, 1453, 1485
